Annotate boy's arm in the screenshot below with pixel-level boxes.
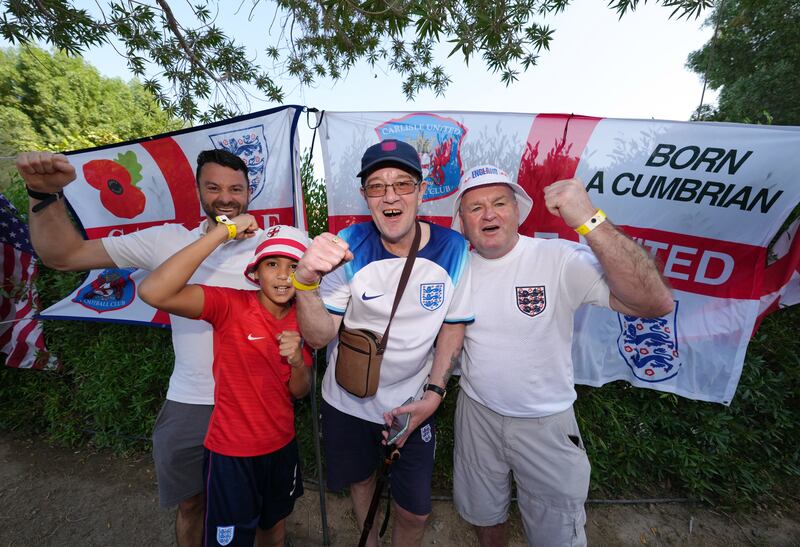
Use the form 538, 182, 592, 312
279, 330, 312, 398
139, 215, 258, 318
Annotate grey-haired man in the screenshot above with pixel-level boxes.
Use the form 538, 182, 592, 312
452, 164, 673, 546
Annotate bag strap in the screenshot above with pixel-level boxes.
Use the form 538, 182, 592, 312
378, 222, 421, 352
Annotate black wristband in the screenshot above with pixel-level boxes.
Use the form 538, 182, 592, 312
424, 383, 447, 399
27, 186, 64, 213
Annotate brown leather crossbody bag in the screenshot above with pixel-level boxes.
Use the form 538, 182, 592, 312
335, 223, 420, 398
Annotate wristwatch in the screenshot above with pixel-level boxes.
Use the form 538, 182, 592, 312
424, 383, 447, 400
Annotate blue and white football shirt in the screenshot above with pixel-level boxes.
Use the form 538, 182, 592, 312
321, 221, 474, 423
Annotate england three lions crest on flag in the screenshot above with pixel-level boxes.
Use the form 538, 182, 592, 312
209, 125, 269, 200
617, 302, 682, 383
375, 113, 467, 201
420, 283, 444, 311
516, 286, 546, 317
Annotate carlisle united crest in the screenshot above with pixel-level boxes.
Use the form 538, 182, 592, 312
72, 268, 136, 313
516, 286, 546, 317
209, 124, 269, 200
617, 301, 682, 383
216, 525, 235, 546
420, 283, 444, 311
375, 113, 467, 201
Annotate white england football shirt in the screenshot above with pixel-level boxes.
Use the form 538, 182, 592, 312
460, 236, 610, 417
321, 221, 474, 423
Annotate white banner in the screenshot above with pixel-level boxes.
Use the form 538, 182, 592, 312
40, 106, 304, 326
318, 110, 800, 404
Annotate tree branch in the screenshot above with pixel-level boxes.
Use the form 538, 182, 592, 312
154, 0, 222, 83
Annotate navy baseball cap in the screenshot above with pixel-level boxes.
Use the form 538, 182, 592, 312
357, 139, 422, 180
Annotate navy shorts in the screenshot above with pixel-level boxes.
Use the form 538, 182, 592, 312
321, 399, 436, 516
203, 439, 303, 546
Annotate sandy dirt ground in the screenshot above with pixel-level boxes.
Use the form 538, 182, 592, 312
1, 431, 798, 546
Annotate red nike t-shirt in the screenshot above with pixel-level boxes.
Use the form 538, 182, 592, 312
199, 286, 312, 457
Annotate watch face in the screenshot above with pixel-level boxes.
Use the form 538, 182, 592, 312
215, 214, 232, 224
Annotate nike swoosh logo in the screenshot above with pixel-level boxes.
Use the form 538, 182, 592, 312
361, 292, 384, 301
247, 334, 265, 341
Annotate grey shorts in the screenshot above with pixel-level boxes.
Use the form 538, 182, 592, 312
152, 400, 213, 508
453, 392, 590, 547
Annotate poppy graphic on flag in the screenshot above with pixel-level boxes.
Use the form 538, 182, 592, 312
375, 113, 467, 202
209, 125, 269, 201
617, 301, 682, 383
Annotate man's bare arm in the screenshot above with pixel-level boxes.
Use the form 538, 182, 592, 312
585, 221, 674, 317
427, 321, 465, 390
295, 289, 342, 349
17, 152, 114, 271
383, 321, 465, 448
544, 178, 674, 317
294, 232, 352, 348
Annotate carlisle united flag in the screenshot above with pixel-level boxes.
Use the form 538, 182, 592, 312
39, 105, 304, 327
318, 110, 800, 404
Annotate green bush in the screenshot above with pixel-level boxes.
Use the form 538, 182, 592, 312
8, 305, 797, 506
577, 306, 800, 506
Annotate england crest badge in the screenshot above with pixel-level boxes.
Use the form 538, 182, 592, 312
617, 301, 682, 383
421, 423, 432, 443
216, 525, 235, 546
516, 286, 546, 317
420, 283, 444, 311
209, 125, 269, 200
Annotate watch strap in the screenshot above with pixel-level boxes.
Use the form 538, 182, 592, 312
27, 186, 64, 213
424, 383, 447, 399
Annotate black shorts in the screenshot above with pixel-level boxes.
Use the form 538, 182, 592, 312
321, 399, 437, 516
203, 439, 303, 546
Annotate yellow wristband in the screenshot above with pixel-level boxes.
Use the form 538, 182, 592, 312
291, 272, 320, 291
575, 209, 607, 236
215, 215, 237, 240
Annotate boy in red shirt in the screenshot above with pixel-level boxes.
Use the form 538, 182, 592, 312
140, 215, 312, 547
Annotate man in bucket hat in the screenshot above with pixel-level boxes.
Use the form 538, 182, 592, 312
451, 165, 673, 547
293, 139, 474, 546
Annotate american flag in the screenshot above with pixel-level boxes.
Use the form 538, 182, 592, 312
0, 193, 60, 370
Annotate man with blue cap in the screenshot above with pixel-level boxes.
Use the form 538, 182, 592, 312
293, 139, 474, 546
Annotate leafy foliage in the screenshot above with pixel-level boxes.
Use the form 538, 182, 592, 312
688, 0, 800, 125
1, 0, 711, 121
0, 46, 182, 166
300, 149, 329, 238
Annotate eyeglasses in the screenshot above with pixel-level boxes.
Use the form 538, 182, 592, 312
363, 179, 419, 197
